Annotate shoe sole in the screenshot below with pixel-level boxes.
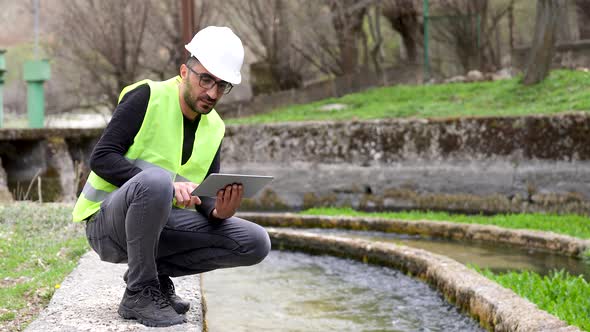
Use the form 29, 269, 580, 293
118, 305, 186, 327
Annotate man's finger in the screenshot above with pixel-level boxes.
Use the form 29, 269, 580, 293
236, 184, 243, 205
191, 195, 201, 206
180, 189, 191, 206
228, 184, 240, 207
175, 189, 184, 205
223, 185, 232, 203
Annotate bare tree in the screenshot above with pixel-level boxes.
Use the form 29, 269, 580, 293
143, 0, 217, 80
291, 0, 369, 77
430, 0, 516, 73
48, 0, 217, 113
49, 1, 150, 111
576, 0, 590, 39
523, 0, 565, 85
328, 0, 369, 75
367, 4, 385, 73
226, 0, 304, 93
382, 0, 423, 63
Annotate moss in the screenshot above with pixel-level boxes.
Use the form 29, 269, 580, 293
302, 192, 338, 210
474, 117, 520, 157
241, 189, 289, 211
410, 126, 433, 154
359, 194, 384, 211
384, 188, 511, 213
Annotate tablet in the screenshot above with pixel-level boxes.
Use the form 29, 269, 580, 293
191, 173, 274, 198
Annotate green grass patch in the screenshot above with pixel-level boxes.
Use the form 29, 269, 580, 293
300, 207, 590, 239
227, 70, 590, 125
473, 267, 590, 331
0, 202, 88, 331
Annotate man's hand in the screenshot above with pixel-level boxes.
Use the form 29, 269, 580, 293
212, 184, 243, 219
173, 182, 202, 208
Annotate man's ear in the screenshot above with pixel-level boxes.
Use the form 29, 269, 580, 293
180, 64, 188, 79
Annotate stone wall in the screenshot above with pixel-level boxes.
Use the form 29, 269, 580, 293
1, 113, 590, 215
0, 128, 101, 202
221, 112, 590, 214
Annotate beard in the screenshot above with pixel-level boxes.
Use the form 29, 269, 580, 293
183, 79, 217, 115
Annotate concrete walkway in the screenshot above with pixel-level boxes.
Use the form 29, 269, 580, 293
25, 252, 203, 332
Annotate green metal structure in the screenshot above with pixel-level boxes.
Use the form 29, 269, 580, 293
23, 59, 50, 128
0, 50, 6, 128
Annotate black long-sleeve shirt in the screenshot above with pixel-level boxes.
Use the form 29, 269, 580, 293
89, 84, 220, 217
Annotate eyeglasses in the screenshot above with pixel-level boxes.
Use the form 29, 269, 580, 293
186, 65, 233, 95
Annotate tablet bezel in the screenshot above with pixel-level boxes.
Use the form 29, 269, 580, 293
191, 173, 273, 198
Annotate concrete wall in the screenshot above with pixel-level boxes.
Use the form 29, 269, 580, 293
1, 113, 589, 215
221, 113, 590, 214
0, 129, 101, 202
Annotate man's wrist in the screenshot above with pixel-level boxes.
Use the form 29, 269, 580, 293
211, 208, 224, 220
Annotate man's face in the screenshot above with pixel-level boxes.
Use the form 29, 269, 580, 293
182, 63, 225, 115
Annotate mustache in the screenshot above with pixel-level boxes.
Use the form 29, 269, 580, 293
200, 94, 217, 103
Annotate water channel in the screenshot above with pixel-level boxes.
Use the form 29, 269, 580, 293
300, 228, 590, 279
204, 250, 484, 332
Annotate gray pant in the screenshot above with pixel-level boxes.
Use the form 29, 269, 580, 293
85, 168, 271, 291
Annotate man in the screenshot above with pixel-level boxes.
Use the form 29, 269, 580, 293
72, 26, 271, 327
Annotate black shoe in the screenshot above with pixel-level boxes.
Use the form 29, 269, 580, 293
123, 270, 191, 315
118, 285, 186, 327
159, 275, 191, 315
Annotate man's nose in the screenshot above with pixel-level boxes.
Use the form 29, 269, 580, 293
206, 85, 219, 99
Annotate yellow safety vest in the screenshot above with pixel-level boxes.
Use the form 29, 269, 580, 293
72, 76, 224, 222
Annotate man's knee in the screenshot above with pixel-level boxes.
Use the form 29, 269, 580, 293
240, 222, 271, 266
133, 168, 173, 201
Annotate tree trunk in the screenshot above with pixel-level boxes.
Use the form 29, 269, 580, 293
330, 0, 367, 76
522, 0, 564, 85
576, 0, 590, 39
382, 0, 422, 64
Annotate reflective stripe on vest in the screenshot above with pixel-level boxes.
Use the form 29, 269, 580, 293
80, 159, 194, 202
72, 77, 224, 222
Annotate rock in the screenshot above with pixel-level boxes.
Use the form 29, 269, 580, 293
491, 68, 514, 81
444, 75, 467, 84
318, 103, 348, 112
0, 157, 13, 202
46, 138, 76, 202
576, 67, 589, 73
467, 70, 484, 82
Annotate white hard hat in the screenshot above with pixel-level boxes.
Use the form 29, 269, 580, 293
185, 26, 244, 85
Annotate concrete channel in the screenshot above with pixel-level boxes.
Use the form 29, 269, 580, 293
266, 228, 580, 332
26, 213, 586, 331
239, 212, 590, 257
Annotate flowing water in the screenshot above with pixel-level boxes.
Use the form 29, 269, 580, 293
204, 250, 484, 332
303, 228, 590, 279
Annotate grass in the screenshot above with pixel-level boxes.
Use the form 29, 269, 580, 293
226, 70, 590, 125
473, 267, 590, 331
1, 202, 588, 330
300, 207, 590, 239
0, 202, 88, 331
